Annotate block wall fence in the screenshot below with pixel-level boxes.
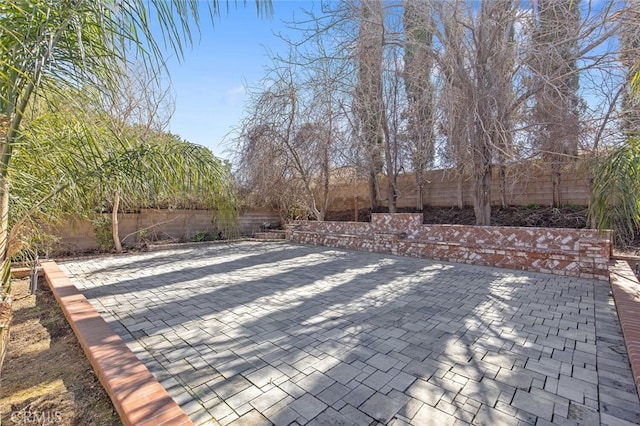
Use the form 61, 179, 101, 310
287, 213, 612, 280
328, 161, 591, 211
52, 208, 281, 253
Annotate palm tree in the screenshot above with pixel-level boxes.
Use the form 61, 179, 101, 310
0, 0, 271, 292
590, 141, 640, 246
589, 2, 640, 246
11, 101, 238, 255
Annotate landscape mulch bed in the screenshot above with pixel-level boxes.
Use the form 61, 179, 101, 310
326, 205, 589, 229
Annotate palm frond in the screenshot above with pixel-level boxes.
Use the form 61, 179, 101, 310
589, 139, 640, 246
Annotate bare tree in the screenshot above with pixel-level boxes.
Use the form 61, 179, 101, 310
98, 61, 175, 140
492, 2, 517, 209
431, 0, 519, 225
235, 42, 343, 221
233, 0, 623, 224
403, 0, 436, 211
235, 122, 295, 217
381, 43, 406, 213
527, 0, 581, 207
237, 78, 315, 219
298, 24, 354, 220
354, 0, 386, 211
435, 1, 473, 210
101, 63, 177, 252
619, 2, 640, 139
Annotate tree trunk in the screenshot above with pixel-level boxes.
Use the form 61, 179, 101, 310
357, 0, 384, 213
310, 197, 323, 222
456, 166, 464, 210
388, 177, 397, 213
499, 164, 507, 209
112, 191, 123, 253
472, 111, 493, 225
383, 118, 397, 214
369, 170, 379, 210
551, 164, 561, 207
0, 178, 8, 263
0, 179, 9, 296
320, 116, 332, 222
416, 168, 424, 211
404, 1, 435, 214
473, 166, 492, 226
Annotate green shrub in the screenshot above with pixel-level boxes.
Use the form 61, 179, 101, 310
190, 230, 223, 242
92, 216, 113, 252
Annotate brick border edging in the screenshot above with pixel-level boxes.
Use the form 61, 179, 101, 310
609, 259, 640, 398
39, 261, 193, 426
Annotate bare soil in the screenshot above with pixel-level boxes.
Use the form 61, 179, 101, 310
0, 278, 121, 426
326, 205, 590, 229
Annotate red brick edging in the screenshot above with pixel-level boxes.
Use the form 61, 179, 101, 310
609, 259, 640, 398
39, 261, 193, 426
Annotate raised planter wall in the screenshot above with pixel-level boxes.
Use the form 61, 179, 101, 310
287, 213, 612, 280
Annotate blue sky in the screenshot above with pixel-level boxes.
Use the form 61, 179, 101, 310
165, 1, 316, 160
163, 0, 619, 161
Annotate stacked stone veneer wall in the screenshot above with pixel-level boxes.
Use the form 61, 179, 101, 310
287, 213, 612, 280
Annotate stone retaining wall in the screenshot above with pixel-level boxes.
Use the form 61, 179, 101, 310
287, 213, 612, 280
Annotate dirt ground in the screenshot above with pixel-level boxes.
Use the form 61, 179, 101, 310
0, 278, 121, 426
326, 205, 590, 228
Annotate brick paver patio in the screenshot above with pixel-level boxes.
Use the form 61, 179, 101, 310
60, 241, 640, 425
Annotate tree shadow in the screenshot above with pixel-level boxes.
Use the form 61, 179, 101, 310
66, 242, 318, 298
76, 241, 294, 275
63, 243, 639, 425
117, 249, 526, 423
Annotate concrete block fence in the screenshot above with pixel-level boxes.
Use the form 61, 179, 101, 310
328, 162, 591, 210
286, 213, 612, 280
52, 208, 281, 253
